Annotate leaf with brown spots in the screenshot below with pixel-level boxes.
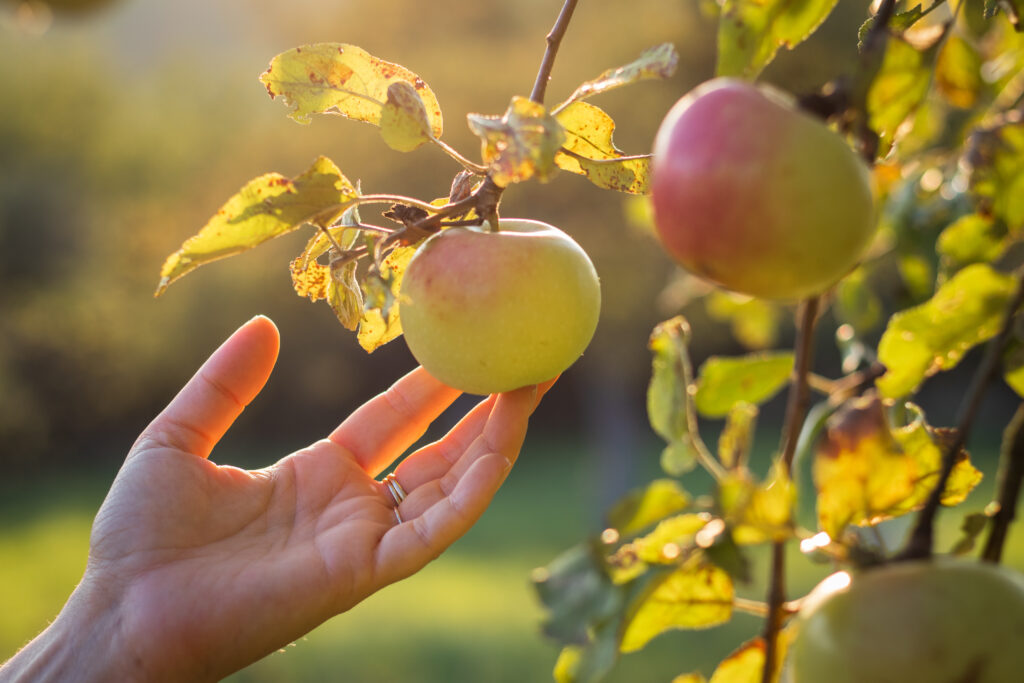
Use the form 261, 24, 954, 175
260, 43, 443, 138
467, 96, 565, 186
555, 101, 650, 195
156, 156, 357, 295
553, 43, 678, 112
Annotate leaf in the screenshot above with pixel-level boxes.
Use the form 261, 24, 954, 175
857, 1, 948, 51
620, 559, 734, 653
533, 544, 622, 645
694, 352, 795, 418
718, 458, 795, 545
718, 402, 758, 470
717, 0, 840, 79
467, 96, 565, 186
935, 34, 984, 109
813, 396, 982, 538
813, 395, 919, 539
708, 633, 792, 683
949, 510, 994, 555
156, 156, 357, 295
705, 291, 782, 350
555, 43, 679, 110
379, 81, 436, 152
260, 43, 443, 137
876, 263, 1016, 398
648, 317, 700, 475
555, 101, 650, 195
966, 113, 1024, 233
356, 245, 416, 352
630, 514, 714, 565
671, 675, 708, 683
834, 267, 883, 334
867, 36, 935, 154
936, 213, 1008, 274
608, 480, 691, 536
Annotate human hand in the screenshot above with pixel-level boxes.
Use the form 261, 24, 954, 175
3, 316, 552, 682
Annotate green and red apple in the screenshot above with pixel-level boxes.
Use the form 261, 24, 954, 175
398, 219, 600, 395
788, 559, 1024, 683
650, 78, 876, 300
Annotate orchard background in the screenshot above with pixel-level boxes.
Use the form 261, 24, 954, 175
1, 0, 1023, 681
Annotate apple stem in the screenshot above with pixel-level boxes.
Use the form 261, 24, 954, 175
982, 404, 1024, 563
761, 296, 821, 683
900, 268, 1024, 562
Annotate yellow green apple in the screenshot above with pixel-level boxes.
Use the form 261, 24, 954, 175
788, 559, 1024, 682
650, 78, 876, 300
398, 219, 600, 395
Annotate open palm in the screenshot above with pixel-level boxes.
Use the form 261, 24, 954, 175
78, 316, 550, 681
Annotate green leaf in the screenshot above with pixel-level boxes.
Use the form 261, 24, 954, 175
648, 317, 701, 475
620, 560, 734, 653
857, 1, 947, 51
630, 514, 715, 565
555, 101, 650, 195
867, 36, 935, 154
379, 81, 435, 152
705, 291, 782, 350
717, 0, 840, 79
357, 245, 416, 352
949, 510, 994, 555
608, 480, 691, 536
966, 114, 1024, 233
260, 43, 443, 136
533, 544, 622, 645
555, 43, 679, 110
876, 263, 1016, 398
718, 402, 758, 470
937, 213, 1008, 273
719, 458, 795, 545
467, 96, 565, 186
694, 352, 795, 418
156, 156, 357, 295
834, 267, 883, 334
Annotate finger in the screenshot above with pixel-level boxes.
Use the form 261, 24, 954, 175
329, 367, 461, 476
395, 379, 555, 490
374, 451, 512, 586
136, 316, 280, 458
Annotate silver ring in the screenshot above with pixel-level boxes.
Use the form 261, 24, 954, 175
394, 508, 403, 524
383, 472, 407, 505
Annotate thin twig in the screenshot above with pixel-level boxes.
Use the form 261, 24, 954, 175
761, 297, 821, 683
431, 137, 489, 175
982, 403, 1024, 563
530, 0, 579, 105
900, 269, 1024, 561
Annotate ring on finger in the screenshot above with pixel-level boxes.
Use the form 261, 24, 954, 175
383, 472, 407, 505
394, 507, 403, 524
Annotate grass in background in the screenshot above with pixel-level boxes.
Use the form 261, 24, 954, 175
2, 436, 1022, 682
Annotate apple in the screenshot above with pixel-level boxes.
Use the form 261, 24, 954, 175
650, 78, 876, 301
788, 559, 1024, 682
398, 219, 600, 395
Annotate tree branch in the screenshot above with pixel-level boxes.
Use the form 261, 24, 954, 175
982, 402, 1024, 563
761, 296, 821, 683
900, 269, 1024, 561
530, 0, 579, 105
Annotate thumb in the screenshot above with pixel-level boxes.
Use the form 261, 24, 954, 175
135, 315, 281, 459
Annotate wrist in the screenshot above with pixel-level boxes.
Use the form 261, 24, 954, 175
0, 577, 134, 683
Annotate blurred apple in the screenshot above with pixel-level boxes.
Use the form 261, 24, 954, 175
788, 559, 1024, 682
399, 219, 600, 395
650, 78, 876, 300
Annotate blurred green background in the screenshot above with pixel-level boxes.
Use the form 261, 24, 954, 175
2, 0, 1023, 680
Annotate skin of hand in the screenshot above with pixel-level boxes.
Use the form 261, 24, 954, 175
0, 316, 553, 682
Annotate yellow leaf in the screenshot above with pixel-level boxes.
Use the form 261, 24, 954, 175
620, 560, 734, 652
380, 81, 435, 152
555, 101, 650, 194
720, 458, 795, 545
357, 245, 416, 352
708, 630, 793, 683
813, 395, 918, 539
260, 43, 443, 137
156, 156, 356, 295
467, 96, 565, 186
